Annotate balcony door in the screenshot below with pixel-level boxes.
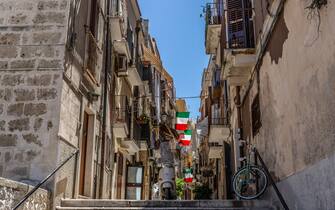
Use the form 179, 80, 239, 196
125, 165, 144, 200
79, 111, 95, 197
226, 0, 254, 48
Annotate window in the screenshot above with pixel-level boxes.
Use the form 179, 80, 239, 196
126, 165, 144, 200
251, 94, 261, 136
89, 0, 98, 38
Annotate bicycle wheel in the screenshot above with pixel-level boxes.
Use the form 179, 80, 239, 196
232, 165, 268, 200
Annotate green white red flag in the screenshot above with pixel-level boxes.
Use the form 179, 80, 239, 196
179, 130, 192, 146
183, 168, 193, 183
175, 112, 190, 130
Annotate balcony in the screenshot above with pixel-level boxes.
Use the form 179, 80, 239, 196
110, 0, 126, 42
126, 65, 142, 86
208, 142, 222, 159
112, 96, 131, 138
205, 3, 223, 55
83, 29, 102, 88
114, 39, 131, 60
133, 122, 150, 151
209, 118, 230, 143
222, 8, 256, 86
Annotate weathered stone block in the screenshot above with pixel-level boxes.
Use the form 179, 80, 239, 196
24, 103, 47, 116
8, 118, 30, 132
33, 32, 62, 44
1, 75, 24, 86
0, 121, 5, 131
0, 61, 8, 69
14, 89, 35, 101
4, 152, 11, 162
37, 88, 57, 100
53, 74, 61, 85
27, 74, 52, 86
23, 134, 42, 147
8, 167, 28, 176
34, 118, 43, 131
26, 150, 40, 161
0, 104, 3, 115
20, 46, 54, 58
14, 153, 23, 162
9, 13, 29, 25
38, 59, 63, 68
37, 1, 59, 10
10, 59, 36, 69
7, 103, 24, 116
59, 0, 68, 9
33, 12, 66, 24
0, 89, 12, 101
0, 47, 17, 58
0, 134, 17, 146
0, 33, 20, 45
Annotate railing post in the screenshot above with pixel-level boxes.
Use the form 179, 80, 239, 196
254, 149, 289, 210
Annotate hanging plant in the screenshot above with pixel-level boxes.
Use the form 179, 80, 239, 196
306, 0, 327, 32
137, 113, 149, 124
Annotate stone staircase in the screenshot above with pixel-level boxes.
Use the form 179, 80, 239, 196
56, 199, 277, 210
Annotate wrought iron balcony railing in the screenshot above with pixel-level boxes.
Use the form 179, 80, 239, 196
210, 117, 229, 126
205, 2, 223, 26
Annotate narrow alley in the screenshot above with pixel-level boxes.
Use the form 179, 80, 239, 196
0, 0, 334, 210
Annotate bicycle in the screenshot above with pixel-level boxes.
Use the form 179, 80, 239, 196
232, 144, 268, 200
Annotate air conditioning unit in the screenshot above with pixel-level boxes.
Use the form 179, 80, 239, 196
116, 54, 128, 77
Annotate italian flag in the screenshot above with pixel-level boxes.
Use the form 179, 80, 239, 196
183, 168, 193, 183
175, 112, 190, 130
179, 130, 192, 146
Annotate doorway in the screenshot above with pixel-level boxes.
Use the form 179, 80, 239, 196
79, 111, 95, 197
79, 112, 89, 195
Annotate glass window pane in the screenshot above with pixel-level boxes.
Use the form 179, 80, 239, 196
127, 166, 143, 184
126, 187, 142, 200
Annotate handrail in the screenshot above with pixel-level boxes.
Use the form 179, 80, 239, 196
254, 148, 289, 210
12, 150, 79, 210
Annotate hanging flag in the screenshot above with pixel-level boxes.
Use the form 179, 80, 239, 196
179, 130, 192, 146
183, 168, 193, 183
175, 112, 190, 130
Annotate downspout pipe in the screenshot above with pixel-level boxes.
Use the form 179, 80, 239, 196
99, 0, 111, 198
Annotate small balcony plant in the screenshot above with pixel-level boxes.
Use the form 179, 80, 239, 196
136, 113, 149, 124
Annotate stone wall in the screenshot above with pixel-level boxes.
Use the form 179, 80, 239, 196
0, 0, 69, 183
0, 177, 49, 210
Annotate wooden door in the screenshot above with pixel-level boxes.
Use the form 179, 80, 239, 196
116, 153, 123, 199
79, 112, 89, 195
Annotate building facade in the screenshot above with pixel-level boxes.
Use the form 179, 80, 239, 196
200, 0, 335, 208
0, 0, 178, 208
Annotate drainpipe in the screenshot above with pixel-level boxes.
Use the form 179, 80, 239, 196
99, 0, 111, 198
234, 86, 244, 169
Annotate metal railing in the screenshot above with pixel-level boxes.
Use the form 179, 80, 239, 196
86, 28, 102, 78
254, 148, 289, 210
13, 150, 79, 210
205, 2, 223, 25
210, 117, 228, 126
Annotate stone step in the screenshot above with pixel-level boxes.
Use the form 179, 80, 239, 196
56, 208, 273, 210
57, 199, 276, 210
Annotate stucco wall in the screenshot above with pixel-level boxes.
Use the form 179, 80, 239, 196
254, 0, 335, 180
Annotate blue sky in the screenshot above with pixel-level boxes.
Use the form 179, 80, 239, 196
138, 0, 209, 120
